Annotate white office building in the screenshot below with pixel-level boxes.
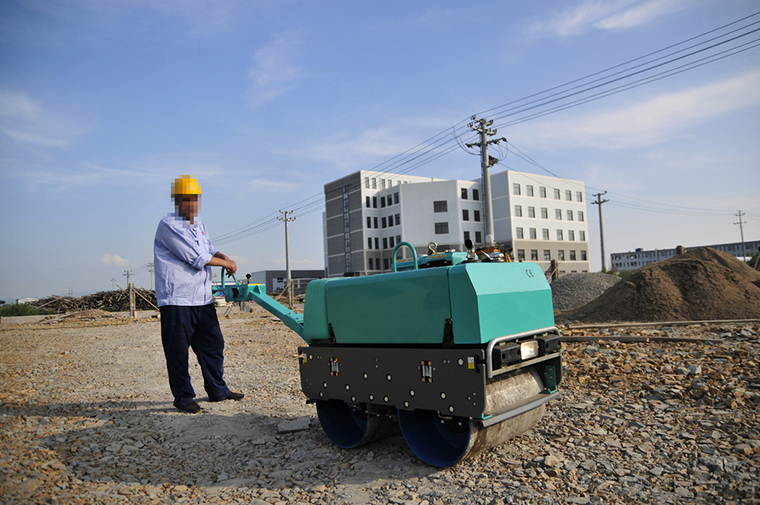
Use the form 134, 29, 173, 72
323, 169, 590, 277
610, 239, 760, 272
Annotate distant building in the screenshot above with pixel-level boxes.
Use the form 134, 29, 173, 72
323, 169, 590, 277
245, 270, 325, 295
610, 240, 760, 272
16, 297, 38, 305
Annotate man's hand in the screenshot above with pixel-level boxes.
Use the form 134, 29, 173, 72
208, 253, 237, 276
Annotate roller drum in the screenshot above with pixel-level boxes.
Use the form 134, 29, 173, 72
316, 401, 400, 449
398, 367, 545, 467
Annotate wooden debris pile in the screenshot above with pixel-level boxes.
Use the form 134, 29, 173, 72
32, 289, 158, 313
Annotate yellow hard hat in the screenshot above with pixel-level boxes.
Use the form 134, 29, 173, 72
171, 175, 202, 198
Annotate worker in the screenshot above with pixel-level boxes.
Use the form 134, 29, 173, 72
153, 175, 244, 413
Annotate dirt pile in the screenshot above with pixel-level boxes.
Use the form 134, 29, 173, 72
564, 247, 760, 323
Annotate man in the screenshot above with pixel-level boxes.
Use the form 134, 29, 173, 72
154, 175, 244, 413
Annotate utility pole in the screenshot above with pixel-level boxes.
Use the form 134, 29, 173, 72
123, 270, 132, 287
147, 262, 154, 291
111, 278, 116, 290
735, 210, 747, 261
466, 116, 507, 247
278, 210, 296, 309
592, 192, 610, 272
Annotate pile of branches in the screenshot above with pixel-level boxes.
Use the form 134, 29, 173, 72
32, 289, 158, 313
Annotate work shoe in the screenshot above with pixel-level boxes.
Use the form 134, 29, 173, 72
177, 402, 202, 414
211, 391, 245, 402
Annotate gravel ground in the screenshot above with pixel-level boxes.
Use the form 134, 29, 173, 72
1, 306, 758, 505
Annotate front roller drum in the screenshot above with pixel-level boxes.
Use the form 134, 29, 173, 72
316, 401, 399, 449
398, 367, 546, 467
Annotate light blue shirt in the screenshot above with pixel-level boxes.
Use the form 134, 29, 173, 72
154, 214, 219, 307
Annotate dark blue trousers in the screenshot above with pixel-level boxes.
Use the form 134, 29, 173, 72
159, 304, 232, 408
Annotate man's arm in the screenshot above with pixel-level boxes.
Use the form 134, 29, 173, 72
207, 251, 237, 276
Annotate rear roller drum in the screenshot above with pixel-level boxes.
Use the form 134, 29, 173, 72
316, 400, 399, 449
398, 367, 546, 467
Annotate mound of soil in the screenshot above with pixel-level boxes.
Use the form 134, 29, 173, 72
565, 247, 760, 323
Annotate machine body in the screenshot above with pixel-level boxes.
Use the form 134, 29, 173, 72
216, 242, 561, 467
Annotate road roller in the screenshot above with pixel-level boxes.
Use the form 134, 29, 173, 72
215, 241, 561, 467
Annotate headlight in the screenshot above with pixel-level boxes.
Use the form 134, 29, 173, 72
521, 340, 539, 360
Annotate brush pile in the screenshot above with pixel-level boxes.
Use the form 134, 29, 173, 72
31, 289, 157, 313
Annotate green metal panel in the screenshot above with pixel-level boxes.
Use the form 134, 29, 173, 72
325, 268, 452, 344
448, 262, 554, 344
303, 279, 331, 343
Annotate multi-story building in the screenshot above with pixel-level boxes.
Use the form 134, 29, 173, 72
323, 169, 590, 277
610, 239, 760, 272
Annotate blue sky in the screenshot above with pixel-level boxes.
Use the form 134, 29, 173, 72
1, 0, 759, 302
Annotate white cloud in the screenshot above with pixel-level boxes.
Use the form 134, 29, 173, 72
526, 0, 695, 37
596, 0, 692, 30
514, 70, 760, 149
0, 89, 85, 148
101, 254, 130, 266
247, 31, 304, 107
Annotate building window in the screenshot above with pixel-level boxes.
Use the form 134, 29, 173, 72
558, 250, 565, 261
366, 217, 371, 229
367, 238, 372, 249
569, 230, 575, 241
529, 228, 537, 239
577, 191, 583, 202
570, 250, 577, 261
464, 231, 470, 241
365, 177, 370, 189
434, 201, 448, 213
382, 217, 387, 229
543, 228, 550, 240
373, 197, 377, 208
381, 179, 386, 190
515, 205, 522, 217
531, 249, 538, 261
381, 196, 386, 208
374, 237, 379, 249
528, 206, 535, 218
541, 207, 548, 219
394, 192, 399, 205
461, 188, 468, 199
389, 236, 395, 248
395, 214, 400, 226
373, 217, 378, 228
527, 185, 534, 197
474, 210, 481, 222
517, 249, 525, 261
372, 178, 377, 189
544, 250, 551, 261
383, 258, 389, 270
557, 230, 564, 241
579, 231, 586, 241
475, 231, 482, 243
435, 222, 449, 234
396, 234, 401, 244
368, 258, 373, 270
383, 238, 388, 249
578, 211, 584, 222
554, 188, 560, 200
540, 187, 547, 198
581, 250, 587, 261
516, 227, 524, 239
513, 183, 521, 195
555, 209, 562, 220
567, 210, 574, 221
462, 209, 469, 221
365, 196, 370, 208
473, 189, 480, 201
565, 190, 572, 201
